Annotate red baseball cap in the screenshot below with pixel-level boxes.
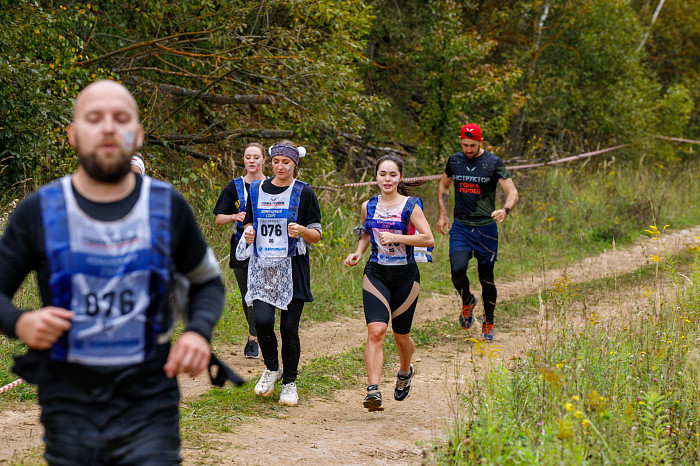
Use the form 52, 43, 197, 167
460, 123, 483, 141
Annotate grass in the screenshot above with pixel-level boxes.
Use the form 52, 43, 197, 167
431, 238, 700, 464
0, 159, 698, 460
180, 237, 699, 446
195, 160, 700, 354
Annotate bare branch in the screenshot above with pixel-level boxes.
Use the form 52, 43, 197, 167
126, 77, 275, 105
74, 30, 219, 66
156, 129, 294, 145
637, 0, 666, 53
146, 138, 219, 161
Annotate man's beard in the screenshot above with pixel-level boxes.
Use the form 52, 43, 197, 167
75, 133, 132, 184
79, 151, 131, 183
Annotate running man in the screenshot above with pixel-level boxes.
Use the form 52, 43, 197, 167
436, 123, 518, 341
0, 80, 224, 464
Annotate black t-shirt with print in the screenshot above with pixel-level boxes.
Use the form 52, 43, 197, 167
444, 150, 510, 226
243, 179, 322, 302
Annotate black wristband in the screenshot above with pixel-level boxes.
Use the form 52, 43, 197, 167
504, 207, 511, 215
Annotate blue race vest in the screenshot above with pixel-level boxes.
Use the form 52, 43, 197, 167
365, 196, 418, 265
232, 176, 247, 241
40, 176, 172, 366
250, 179, 306, 258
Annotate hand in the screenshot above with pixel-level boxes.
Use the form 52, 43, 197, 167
379, 231, 397, 245
344, 252, 362, 267
231, 212, 246, 222
491, 208, 508, 223
244, 227, 256, 244
436, 215, 449, 235
15, 307, 74, 349
164, 331, 211, 378
288, 222, 304, 239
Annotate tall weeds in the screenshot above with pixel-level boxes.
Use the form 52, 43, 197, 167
432, 230, 700, 464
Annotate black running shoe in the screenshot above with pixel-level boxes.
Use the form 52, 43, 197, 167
394, 364, 414, 401
244, 339, 260, 359
363, 384, 384, 412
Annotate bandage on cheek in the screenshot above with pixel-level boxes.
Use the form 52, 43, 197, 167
391, 176, 400, 185
285, 164, 295, 172
122, 130, 136, 153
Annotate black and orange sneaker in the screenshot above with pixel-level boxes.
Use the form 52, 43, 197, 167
459, 294, 477, 329
482, 318, 495, 342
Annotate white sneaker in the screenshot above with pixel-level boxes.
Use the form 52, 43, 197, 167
254, 368, 282, 397
279, 382, 299, 406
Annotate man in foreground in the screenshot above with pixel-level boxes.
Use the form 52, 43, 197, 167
0, 80, 224, 465
436, 123, 518, 341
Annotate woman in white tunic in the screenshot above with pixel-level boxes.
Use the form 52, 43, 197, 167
240, 140, 322, 406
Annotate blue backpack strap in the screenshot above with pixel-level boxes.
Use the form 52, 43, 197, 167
232, 177, 247, 241
39, 177, 71, 302
287, 180, 307, 255
365, 196, 379, 262
364, 196, 379, 231
147, 179, 173, 354
401, 197, 419, 234
39, 177, 72, 360
249, 180, 262, 256
233, 177, 246, 213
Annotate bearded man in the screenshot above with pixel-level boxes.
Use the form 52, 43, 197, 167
0, 80, 224, 465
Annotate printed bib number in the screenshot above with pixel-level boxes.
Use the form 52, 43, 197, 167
85, 289, 135, 317
257, 218, 288, 257
259, 222, 283, 238
67, 271, 150, 364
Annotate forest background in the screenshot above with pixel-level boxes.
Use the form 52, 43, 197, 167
1, 0, 698, 198
2, 1, 700, 463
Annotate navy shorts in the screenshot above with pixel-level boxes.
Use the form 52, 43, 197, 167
43, 405, 181, 465
448, 221, 498, 265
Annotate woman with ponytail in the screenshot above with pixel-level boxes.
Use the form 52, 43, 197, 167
239, 140, 321, 407
344, 155, 434, 411
213, 142, 266, 358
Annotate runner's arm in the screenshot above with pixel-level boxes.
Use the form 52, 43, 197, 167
171, 192, 224, 342
436, 173, 453, 235
390, 204, 434, 248
213, 181, 244, 225
0, 195, 61, 341
167, 192, 225, 377
289, 185, 322, 244
491, 178, 519, 223
345, 201, 370, 267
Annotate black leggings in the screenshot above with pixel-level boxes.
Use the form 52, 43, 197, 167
450, 251, 497, 324
233, 267, 256, 337
253, 298, 304, 384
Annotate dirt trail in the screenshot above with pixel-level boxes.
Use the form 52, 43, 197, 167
1, 226, 698, 464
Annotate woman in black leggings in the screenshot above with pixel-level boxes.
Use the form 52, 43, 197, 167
214, 142, 266, 358
345, 155, 434, 411
241, 140, 321, 407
